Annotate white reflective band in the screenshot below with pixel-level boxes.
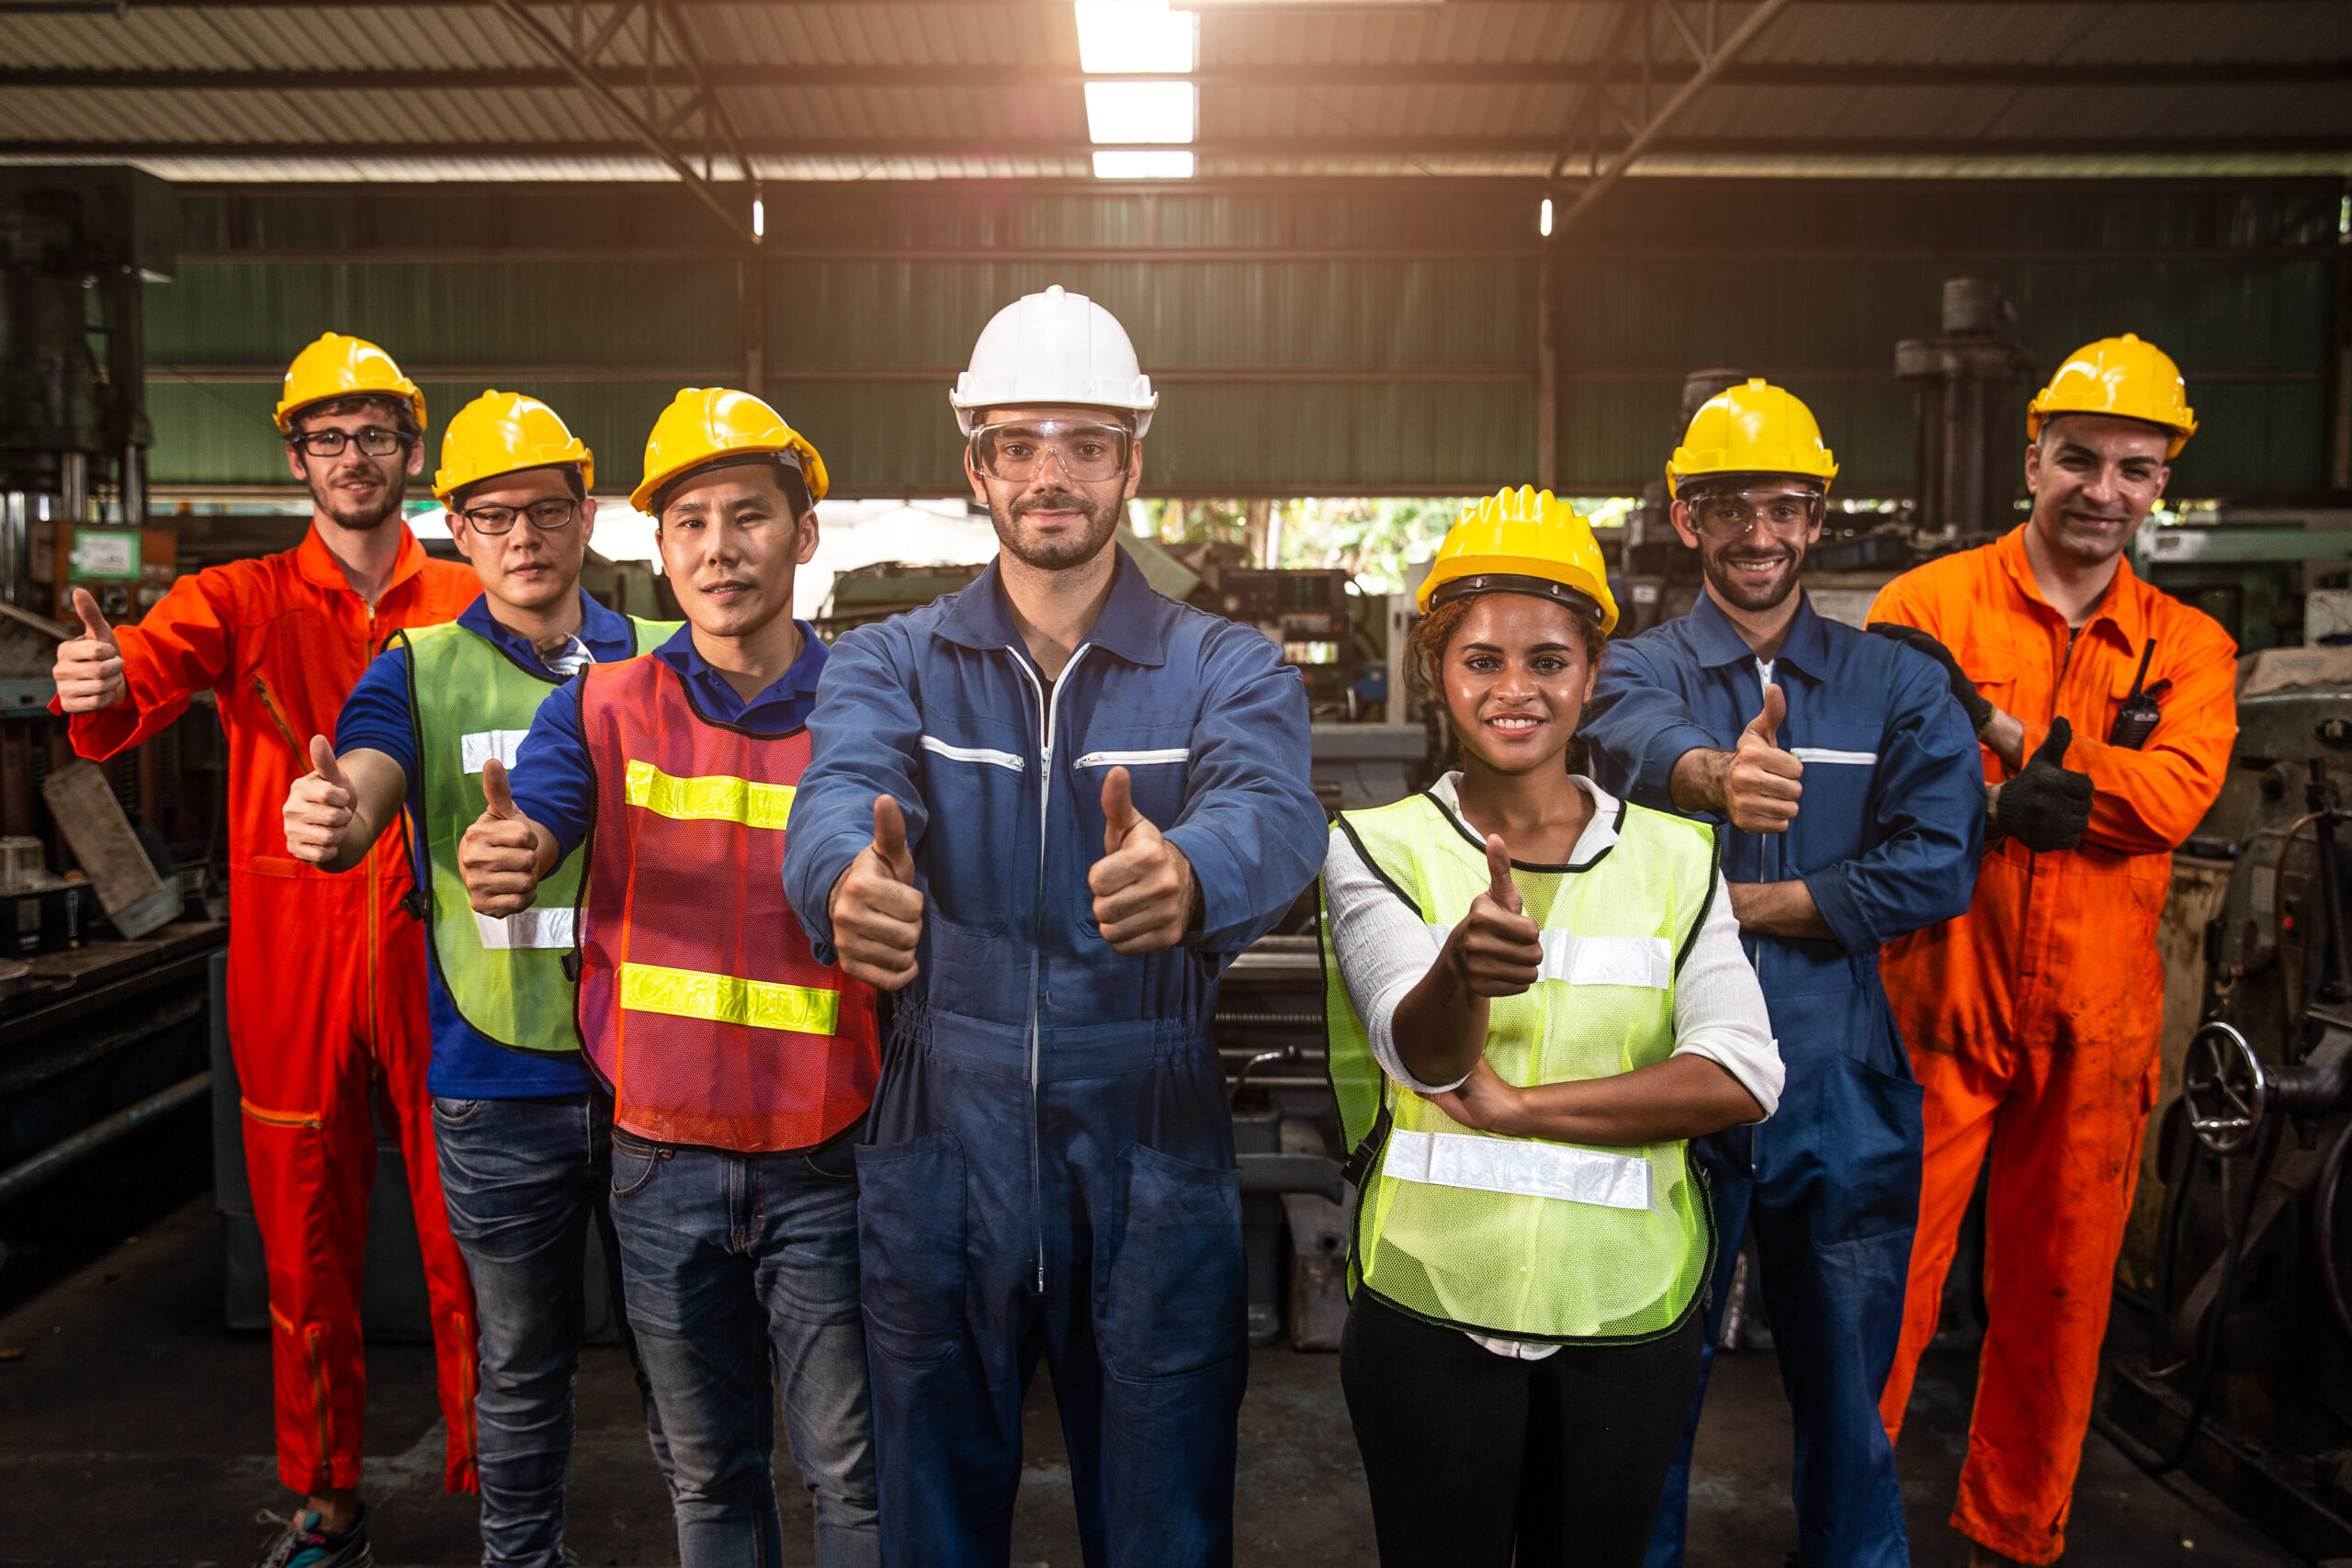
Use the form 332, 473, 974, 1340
1075, 748, 1189, 768
921, 734, 1024, 772
460, 730, 530, 774
1385, 1127, 1653, 1213
473, 906, 576, 951
1789, 747, 1878, 765
1429, 926, 1671, 989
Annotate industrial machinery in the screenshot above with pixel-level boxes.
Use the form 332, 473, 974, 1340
2100, 651, 2352, 1560
1895, 277, 2036, 538
0, 166, 176, 615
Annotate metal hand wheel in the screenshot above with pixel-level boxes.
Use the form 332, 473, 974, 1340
2183, 1021, 2267, 1156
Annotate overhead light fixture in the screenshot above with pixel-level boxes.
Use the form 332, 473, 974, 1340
1094, 150, 1198, 179
1084, 80, 1197, 143
1075, 0, 1197, 73
1078, 1, 1198, 179
1539, 197, 1552, 237
752, 197, 765, 239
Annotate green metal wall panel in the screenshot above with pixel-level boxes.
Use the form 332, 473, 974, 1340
138, 177, 2345, 500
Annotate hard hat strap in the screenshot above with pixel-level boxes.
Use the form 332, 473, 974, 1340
650, 449, 809, 520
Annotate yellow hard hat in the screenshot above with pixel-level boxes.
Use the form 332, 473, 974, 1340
632, 388, 831, 514
2027, 333, 2196, 457
1665, 378, 1838, 497
434, 390, 593, 502
274, 332, 427, 434
1417, 486, 1619, 635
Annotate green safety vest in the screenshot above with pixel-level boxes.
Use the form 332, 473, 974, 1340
401, 615, 677, 1055
1320, 788, 1720, 1344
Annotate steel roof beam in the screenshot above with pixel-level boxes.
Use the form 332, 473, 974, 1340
12, 60, 2341, 91
8, 132, 2345, 158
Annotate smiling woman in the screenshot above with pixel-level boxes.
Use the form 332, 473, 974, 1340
1317, 485, 1781, 1568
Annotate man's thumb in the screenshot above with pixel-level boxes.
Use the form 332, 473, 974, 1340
309, 734, 348, 787
73, 588, 116, 646
1484, 833, 1521, 914
1745, 682, 1786, 747
2032, 716, 2074, 770
1101, 766, 1141, 855
481, 757, 519, 820
871, 794, 913, 881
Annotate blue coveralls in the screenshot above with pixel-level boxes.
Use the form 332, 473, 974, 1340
781, 549, 1327, 1568
1580, 592, 1984, 1568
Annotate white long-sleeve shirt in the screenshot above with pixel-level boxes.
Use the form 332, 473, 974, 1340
1322, 773, 1783, 1362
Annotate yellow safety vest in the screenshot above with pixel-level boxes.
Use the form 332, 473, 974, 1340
1320, 789, 1719, 1344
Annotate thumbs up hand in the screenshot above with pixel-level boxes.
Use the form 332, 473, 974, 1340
1724, 683, 1804, 834
459, 757, 547, 917
828, 794, 924, 989
1991, 716, 2095, 852
283, 735, 359, 864
1440, 832, 1544, 998
1089, 766, 1198, 954
53, 588, 128, 713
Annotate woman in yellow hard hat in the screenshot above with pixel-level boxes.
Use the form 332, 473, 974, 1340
1319, 486, 1781, 1568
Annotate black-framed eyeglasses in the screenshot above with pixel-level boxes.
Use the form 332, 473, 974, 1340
289, 427, 410, 458
1689, 488, 1823, 541
458, 498, 580, 536
968, 420, 1133, 485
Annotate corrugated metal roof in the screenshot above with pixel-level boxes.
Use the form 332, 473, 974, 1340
0, 2, 2342, 182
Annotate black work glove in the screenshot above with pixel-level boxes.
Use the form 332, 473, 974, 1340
1869, 622, 1993, 734
1992, 718, 2093, 852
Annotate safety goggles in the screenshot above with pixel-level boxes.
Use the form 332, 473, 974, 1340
968, 420, 1134, 485
289, 426, 411, 458
458, 497, 580, 536
1686, 487, 1823, 541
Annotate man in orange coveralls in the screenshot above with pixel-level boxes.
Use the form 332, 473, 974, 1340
1866, 334, 2237, 1567
50, 334, 481, 1565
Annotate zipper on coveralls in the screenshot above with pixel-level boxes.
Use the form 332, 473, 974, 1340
1004, 643, 1094, 1296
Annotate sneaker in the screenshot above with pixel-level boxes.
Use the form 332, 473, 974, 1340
252, 1505, 372, 1568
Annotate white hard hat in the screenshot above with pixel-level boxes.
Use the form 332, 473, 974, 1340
951, 285, 1158, 436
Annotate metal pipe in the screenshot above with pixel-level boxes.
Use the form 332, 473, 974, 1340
0, 1070, 210, 1209
60, 452, 86, 525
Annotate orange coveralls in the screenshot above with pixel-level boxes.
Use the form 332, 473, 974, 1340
64, 525, 482, 1496
1868, 525, 2236, 1564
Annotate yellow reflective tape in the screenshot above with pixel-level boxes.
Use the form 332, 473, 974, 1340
617, 961, 840, 1036
623, 759, 795, 830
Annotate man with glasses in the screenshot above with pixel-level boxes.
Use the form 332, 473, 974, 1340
281, 390, 677, 1566
1577, 380, 1985, 1568
781, 286, 1326, 1564
457, 389, 883, 1566
51, 333, 482, 1566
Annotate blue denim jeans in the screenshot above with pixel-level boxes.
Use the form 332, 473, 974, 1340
609, 1131, 879, 1568
432, 1091, 673, 1568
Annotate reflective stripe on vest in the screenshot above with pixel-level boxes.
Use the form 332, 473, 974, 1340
576, 655, 880, 1153
1319, 790, 1718, 1345
403, 616, 674, 1055
623, 760, 796, 829
617, 961, 840, 1035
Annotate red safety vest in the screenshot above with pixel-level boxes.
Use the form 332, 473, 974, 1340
574, 654, 879, 1153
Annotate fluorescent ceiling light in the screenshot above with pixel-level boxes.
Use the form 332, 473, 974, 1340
1093, 150, 1197, 179
1075, 1, 1198, 73
1085, 81, 1196, 144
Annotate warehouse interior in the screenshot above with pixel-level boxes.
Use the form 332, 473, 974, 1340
3, 1, 2352, 1563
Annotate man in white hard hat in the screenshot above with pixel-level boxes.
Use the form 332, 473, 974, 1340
782, 286, 1328, 1565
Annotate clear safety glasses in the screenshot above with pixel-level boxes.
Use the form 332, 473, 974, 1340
458, 498, 580, 536
968, 420, 1134, 485
290, 427, 410, 458
1688, 487, 1824, 541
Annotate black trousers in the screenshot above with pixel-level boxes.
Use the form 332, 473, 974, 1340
1340, 1291, 1705, 1568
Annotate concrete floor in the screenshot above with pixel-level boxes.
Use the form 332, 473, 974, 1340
0, 1195, 2303, 1567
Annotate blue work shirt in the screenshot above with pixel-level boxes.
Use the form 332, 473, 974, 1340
507, 618, 830, 857
334, 588, 638, 1099
1581, 592, 1985, 1015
